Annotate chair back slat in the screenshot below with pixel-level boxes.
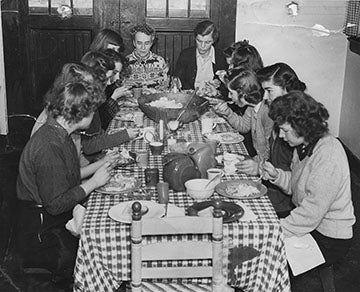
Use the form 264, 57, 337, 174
142, 241, 212, 261
141, 216, 213, 235
142, 266, 213, 279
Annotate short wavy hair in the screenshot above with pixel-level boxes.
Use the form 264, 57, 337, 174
228, 69, 264, 105
194, 20, 219, 43
102, 48, 130, 79
89, 28, 124, 52
130, 23, 156, 41
47, 82, 105, 124
257, 63, 306, 92
269, 91, 329, 143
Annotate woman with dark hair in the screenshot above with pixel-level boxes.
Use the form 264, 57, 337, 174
89, 28, 124, 53
213, 69, 273, 161
16, 82, 113, 283
174, 20, 227, 90
80, 50, 139, 159
262, 91, 355, 265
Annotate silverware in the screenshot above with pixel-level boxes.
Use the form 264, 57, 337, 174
161, 203, 168, 218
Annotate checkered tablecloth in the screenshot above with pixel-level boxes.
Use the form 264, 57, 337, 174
73, 112, 291, 292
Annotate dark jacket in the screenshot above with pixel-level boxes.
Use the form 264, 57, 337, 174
174, 46, 227, 90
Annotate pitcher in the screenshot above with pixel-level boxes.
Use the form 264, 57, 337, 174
187, 142, 217, 178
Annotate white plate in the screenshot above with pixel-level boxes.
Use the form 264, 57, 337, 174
108, 200, 164, 223
204, 132, 244, 144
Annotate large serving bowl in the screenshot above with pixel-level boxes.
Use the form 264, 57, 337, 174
138, 92, 209, 124
185, 178, 215, 201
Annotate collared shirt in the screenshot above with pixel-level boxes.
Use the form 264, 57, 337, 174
253, 101, 262, 113
17, 118, 86, 215
194, 46, 215, 89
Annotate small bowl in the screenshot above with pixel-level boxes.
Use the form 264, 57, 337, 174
149, 141, 164, 155
185, 178, 215, 201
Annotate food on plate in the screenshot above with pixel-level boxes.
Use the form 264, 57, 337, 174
225, 183, 260, 198
105, 148, 135, 165
103, 173, 136, 192
147, 97, 183, 109
221, 133, 236, 142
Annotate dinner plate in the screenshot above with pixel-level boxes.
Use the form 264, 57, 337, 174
215, 179, 267, 200
96, 174, 141, 195
204, 132, 244, 144
187, 201, 244, 223
109, 200, 164, 223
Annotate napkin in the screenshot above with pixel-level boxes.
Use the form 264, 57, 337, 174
235, 201, 257, 222
163, 204, 185, 217
65, 204, 86, 237
285, 234, 325, 276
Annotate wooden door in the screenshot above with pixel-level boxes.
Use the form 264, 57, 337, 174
95, 0, 237, 75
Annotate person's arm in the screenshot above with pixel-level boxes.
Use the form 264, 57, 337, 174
279, 151, 348, 237
226, 106, 252, 133
80, 152, 119, 179
81, 130, 130, 155
98, 97, 120, 130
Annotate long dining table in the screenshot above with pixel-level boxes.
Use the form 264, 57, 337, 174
73, 109, 291, 292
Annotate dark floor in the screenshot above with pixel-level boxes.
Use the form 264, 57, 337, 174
1, 147, 360, 292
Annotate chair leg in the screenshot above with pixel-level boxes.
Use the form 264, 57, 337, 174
318, 264, 336, 292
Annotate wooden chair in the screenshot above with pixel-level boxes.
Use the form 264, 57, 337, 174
130, 201, 234, 292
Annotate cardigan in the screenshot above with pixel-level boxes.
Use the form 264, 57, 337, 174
174, 46, 227, 90
273, 134, 355, 239
226, 101, 273, 161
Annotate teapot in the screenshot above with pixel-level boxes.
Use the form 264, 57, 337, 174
163, 152, 201, 192
187, 142, 217, 178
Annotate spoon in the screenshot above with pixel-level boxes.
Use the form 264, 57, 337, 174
205, 173, 221, 188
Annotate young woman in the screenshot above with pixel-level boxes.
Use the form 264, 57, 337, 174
16, 82, 113, 281
263, 91, 355, 266
80, 50, 139, 159
213, 69, 273, 162
89, 28, 124, 53
98, 49, 132, 130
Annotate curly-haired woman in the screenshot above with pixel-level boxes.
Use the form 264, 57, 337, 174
262, 91, 355, 265
16, 82, 113, 282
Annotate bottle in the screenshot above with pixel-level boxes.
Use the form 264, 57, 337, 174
159, 119, 164, 141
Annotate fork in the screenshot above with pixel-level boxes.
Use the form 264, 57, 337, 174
161, 203, 168, 218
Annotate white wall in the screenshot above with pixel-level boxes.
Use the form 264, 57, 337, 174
236, 0, 348, 136
0, 5, 8, 135
339, 47, 360, 158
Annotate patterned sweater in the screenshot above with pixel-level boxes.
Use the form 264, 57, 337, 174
124, 51, 169, 89
273, 134, 355, 239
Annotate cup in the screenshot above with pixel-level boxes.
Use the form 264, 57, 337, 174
144, 168, 159, 187
134, 111, 144, 127
206, 168, 224, 186
157, 181, 169, 204
223, 152, 239, 174
136, 150, 148, 168
149, 141, 164, 155
201, 117, 216, 134
132, 88, 142, 99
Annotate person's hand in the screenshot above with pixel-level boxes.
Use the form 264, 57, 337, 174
127, 128, 140, 140
262, 161, 279, 181
204, 81, 219, 97
111, 86, 132, 101
235, 159, 259, 175
91, 162, 112, 188
100, 152, 119, 166
213, 102, 232, 117
215, 70, 227, 84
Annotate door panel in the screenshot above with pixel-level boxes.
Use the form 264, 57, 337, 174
29, 29, 92, 110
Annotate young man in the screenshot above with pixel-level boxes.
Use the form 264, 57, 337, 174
174, 20, 227, 90
124, 23, 169, 90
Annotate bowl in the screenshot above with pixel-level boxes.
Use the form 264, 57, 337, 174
185, 178, 215, 201
138, 92, 209, 124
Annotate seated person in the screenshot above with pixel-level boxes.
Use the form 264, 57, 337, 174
174, 20, 227, 92
263, 91, 355, 266
89, 28, 124, 53
16, 82, 113, 282
124, 23, 169, 90
213, 69, 273, 162
98, 49, 132, 130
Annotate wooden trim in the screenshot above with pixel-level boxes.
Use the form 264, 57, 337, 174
338, 138, 360, 179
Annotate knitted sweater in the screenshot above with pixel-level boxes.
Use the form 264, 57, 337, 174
273, 134, 355, 239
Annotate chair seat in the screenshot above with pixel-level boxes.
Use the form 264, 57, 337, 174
140, 282, 211, 292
